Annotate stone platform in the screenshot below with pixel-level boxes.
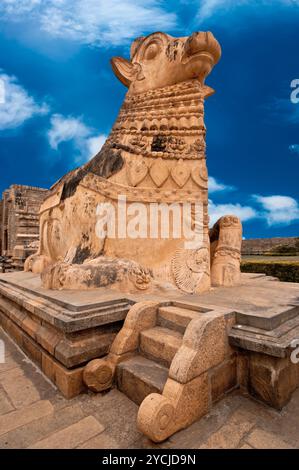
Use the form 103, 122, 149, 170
0, 271, 299, 412
0, 272, 133, 397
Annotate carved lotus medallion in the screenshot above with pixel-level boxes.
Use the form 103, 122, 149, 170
191, 163, 208, 189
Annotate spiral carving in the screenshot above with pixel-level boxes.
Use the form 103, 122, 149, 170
137, 393, 175, 442
83, 359, 114, 392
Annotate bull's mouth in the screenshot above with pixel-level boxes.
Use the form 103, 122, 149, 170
181, 51, 215, 66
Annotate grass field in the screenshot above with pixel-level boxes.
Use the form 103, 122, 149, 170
241, 256, 299, 283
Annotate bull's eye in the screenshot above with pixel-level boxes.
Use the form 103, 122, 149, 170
144, 42, 159, 60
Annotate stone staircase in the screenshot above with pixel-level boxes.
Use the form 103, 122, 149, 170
115, 306, 201, 405
83, 301, 235, 442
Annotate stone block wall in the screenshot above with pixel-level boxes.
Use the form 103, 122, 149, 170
0, 185, 48, 268
0, 200, 3, 255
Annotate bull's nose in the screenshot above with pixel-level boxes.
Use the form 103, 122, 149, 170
184, 31, 221, 64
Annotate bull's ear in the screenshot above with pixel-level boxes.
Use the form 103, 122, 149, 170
202, 85, 215, 98
111, 57, 136, 87
130, 36, 145, 59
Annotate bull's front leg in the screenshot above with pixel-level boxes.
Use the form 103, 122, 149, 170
210, 215, 242, 287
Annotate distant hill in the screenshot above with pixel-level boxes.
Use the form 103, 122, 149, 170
242, 237, 299, 255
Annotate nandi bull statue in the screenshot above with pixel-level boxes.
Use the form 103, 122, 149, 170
25, 31, 242, 294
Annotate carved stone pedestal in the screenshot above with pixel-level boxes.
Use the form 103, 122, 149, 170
0, 272, 132, 398
229, 304, 299, 409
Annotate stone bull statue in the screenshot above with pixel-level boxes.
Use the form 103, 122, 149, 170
25, 31, 242, 294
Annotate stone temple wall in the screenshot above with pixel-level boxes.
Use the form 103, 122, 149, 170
0, 185, 48, 268
242, 237, 298, 255
0, 199, 3, 255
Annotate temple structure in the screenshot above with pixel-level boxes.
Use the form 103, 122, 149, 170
0, 185, 47, 269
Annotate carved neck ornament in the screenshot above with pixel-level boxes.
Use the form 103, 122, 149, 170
109, 79, 207, 161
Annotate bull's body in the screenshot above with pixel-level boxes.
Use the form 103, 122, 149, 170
25, 32, 242, 294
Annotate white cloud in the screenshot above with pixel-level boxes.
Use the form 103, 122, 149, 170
197, 0, 299, 20
209, 200, 257, 226
289, 144, 299, 154
0, 0, 177, 47
253, 194, 299, 226
209, 176, 234, 193
47, 114, 106, 162
87, 135, 107, 156
48, 114, 90, 150
1, 0, 41, 15
0, 72, 48, 130
270, 97, 299, 125
209, 193, 299, 227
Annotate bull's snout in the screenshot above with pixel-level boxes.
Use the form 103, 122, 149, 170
184, 31, 221, 64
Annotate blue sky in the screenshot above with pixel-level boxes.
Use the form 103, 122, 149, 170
1, 0, 299, 239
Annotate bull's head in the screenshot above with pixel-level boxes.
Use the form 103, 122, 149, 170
111, 31, 221, 95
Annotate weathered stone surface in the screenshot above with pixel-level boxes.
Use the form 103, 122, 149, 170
0, 272, 134, 395
0, 185, 47, 269
237, 352, 249, 391
169, 312, 227, 383
110, 301, 158, 355
0, 404, 85, 449
211, 356, 237, 402
157, 306, 201, 333
0, 387, 15, 415
23, 30, 241, 295
0, 367, 40, 409
210, 216, 242, 287
78, 432, 120, 449
0, 400, 53, 437
235, 305, 299, 331
245, 428, 293, 449
199, 409, 255, 449
83, 358, 115, 393
137, 374, 210, 442
52, 360, 86, 399
29, 416, 104, 449
116, 355, 168, 405
140, 327, 182, 367
3, 329, 299, 449
248, 353, 299, 409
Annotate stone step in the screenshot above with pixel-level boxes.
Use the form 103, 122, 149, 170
140, 326, 183, 367
116, 355, 168, 405
157, 305, 201, 333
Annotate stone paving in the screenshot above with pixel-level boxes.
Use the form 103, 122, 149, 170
0, 327, 298, 449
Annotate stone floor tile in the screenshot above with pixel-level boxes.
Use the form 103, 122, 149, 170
245, 428, 294, 449
77, 432, 120, 449
29, 416, 104, 449
165, 393, 244, 449
0, 353, 19, 374
0, 400, 53, 436
198, 408, 256, 449
0, 368, 40, 408
0, 386, 14, 416
0, 403, 85, 449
